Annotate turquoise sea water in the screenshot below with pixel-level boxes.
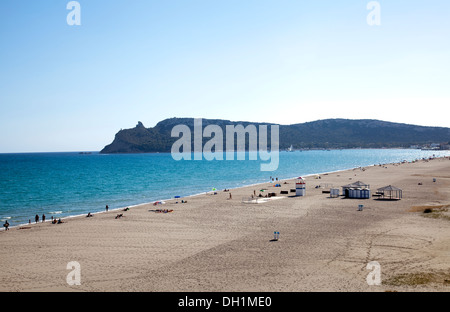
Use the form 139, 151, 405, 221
1, 149, 449, 227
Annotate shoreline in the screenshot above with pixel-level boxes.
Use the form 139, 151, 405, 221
3, 154, 445, 232
0, 163, 397, 231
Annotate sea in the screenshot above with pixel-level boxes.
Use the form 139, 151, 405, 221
1, 149, 449, 228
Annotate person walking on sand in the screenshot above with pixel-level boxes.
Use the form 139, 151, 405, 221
35, 214, 39, 224
3, 220, 9, 231
42, 214, 45, 223
229, 193, 232, 200
106, 205, 109, 212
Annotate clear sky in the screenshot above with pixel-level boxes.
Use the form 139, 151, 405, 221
1, 0, 449, 152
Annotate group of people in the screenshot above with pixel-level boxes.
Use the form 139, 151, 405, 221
33, 214, 45, 223
31, 214, 64, 224
115, 207, 132, 218
3, 204, 117, 231
251, 190, 264, 199
33, 214, 63, 224
223, 189, 232, 200
34, 214, 63, 224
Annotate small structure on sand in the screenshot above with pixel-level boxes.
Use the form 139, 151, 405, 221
341, 181, 371, 199
296, 177, 306, 196
330, 188, 340, 198
376, 185, 402, 200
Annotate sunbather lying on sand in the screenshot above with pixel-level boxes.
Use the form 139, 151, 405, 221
155, 209, 173, 213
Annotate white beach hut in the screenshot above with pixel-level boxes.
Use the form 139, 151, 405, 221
330, 188, 340, 198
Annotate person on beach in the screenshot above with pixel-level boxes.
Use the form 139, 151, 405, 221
3, 220, 9, 231
35, 214, 39, 224
229, 193, 232, 200
42, 214, 45, 223
106, 205, 109, 212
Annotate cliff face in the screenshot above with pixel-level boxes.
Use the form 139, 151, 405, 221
101, 121, 174, 153
100, 118, 450, 153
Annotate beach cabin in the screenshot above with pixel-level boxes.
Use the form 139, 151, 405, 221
296, 177, 306, 196
341, 181, 371, 199
330, 188, 340, 198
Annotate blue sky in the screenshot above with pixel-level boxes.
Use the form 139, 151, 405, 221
1, 0, 449, 152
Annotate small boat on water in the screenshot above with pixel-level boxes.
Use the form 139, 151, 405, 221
287, 145, 294, 152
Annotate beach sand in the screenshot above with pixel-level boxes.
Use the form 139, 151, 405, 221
1, 157, 450, 292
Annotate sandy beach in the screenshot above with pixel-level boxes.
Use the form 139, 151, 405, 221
1, 157, 450, 292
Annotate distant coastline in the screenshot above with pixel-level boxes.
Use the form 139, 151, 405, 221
100, 118, 450, 154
